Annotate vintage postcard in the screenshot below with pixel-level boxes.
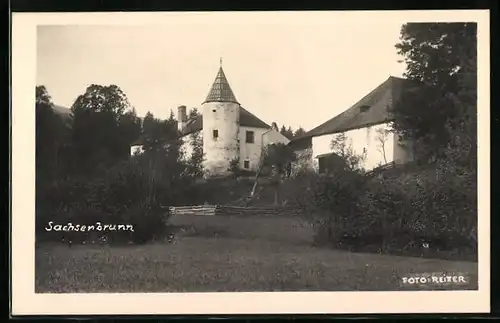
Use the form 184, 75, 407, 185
11, 10, 490, 315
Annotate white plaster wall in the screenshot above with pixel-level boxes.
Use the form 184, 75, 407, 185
312, 123, 395, 171
238, 127, 290, 172
202, 102, 240, 175
239, 126, 267, 172
130, 145, 144, 156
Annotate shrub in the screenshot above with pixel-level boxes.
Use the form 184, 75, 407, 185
361, 163, 476, 253
121, 200, 171, 244
305, 148, 476, 260
306, 170, 367, 244
36, 151, 187, 245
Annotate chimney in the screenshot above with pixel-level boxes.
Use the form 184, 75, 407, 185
177, 105, 187, 132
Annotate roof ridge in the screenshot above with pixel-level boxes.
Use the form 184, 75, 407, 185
304, 77, 392, 137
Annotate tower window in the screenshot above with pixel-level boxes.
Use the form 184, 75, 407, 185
244, 160, 250, 169
213, 129, 219, 139
245, 131, 255, 143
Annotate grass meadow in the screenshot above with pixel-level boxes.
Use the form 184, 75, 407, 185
35, 214, 478, 293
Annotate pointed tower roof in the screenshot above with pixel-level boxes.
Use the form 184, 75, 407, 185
203, 60, 239, 104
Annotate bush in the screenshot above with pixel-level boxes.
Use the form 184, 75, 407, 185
36, 153, 186, 245
309, 167, 476, 259
301, 170, 367, 244
304, 155, 476, 260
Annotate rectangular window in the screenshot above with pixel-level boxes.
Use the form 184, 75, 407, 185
244, 160, 250, 169
245, 131, 255, 143
213, 129, 218, 139
360, 105, 370, 113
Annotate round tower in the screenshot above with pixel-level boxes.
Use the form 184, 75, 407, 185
202, 60, 240, 176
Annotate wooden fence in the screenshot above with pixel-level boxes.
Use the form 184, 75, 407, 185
168, 205, 304, 217
168, 205, 217, 216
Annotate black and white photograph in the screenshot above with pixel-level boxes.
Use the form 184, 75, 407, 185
12, 10, 489, 315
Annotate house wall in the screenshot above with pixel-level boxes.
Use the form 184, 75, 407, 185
130, 145, 144, 156
131, 127, 290, 176
237, 127, 288, 172
311, 123, 396, 171
202, 101, 240, 176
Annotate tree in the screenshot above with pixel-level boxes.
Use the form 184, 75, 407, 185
279, 125, 294, 140
142, 112, 156, 135
392, 23, 477, 161
275, 124, 307, 140
35, 85, 70, 182
141, 111, 178, 153
187, 130, 205, 178
136, 110, 185, 205
189, 107, 200, 119
330, 133, 366, 172
118, 108, 142, 153
70, 84, 139, 175
261, 143, 297, 205
375, 128, 390, 164
227, 157, 241, 179
293, 127, 306, 139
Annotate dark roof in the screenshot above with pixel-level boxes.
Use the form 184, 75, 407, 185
203, 66, 239, 104
178, 106, 270, 136
295, 76, 422, 140
288, 136, 312, 150
130, 106, 271, 146
316, 151, 342, 159
240, 106, 271, 129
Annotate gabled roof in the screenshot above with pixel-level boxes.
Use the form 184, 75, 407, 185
203, 66, 239, 104
296, 76, 422, 140
130, 106, 271, 145
179, 106, 270, 136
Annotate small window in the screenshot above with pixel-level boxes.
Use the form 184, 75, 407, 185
360, 105, 370, 113
245, 131, 255, 143
243, 160, 250, 169
213, 129, 219, 139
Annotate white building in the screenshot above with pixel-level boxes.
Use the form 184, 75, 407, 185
290, 76, 417, 174
131, 62, 290, 176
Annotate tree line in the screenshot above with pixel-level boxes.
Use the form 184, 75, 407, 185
269, 122, 306, 140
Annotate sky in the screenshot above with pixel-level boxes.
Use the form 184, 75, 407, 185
36, 13, 406, 131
